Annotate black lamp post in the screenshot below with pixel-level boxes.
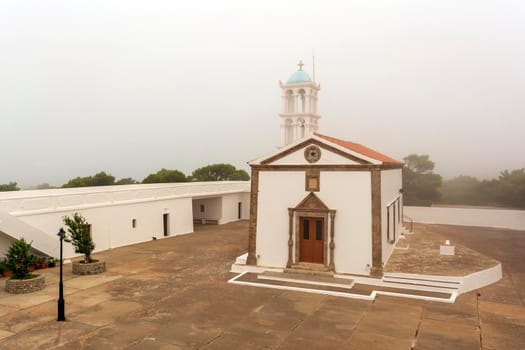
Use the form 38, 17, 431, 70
57, 228, 65, 321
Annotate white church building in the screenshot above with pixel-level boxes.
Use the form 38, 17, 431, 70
244, 62, 404, 277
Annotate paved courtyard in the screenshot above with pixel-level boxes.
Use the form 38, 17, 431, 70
0, 221, 524, 349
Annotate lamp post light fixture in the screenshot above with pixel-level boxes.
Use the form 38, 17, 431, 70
57, 228, 66, 322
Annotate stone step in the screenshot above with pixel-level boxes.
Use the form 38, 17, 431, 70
230, 272, 455, 303
285, 262, 333, 277
259, 271, 354, 289
383, 274, 461, 291
381, 281, 459, 294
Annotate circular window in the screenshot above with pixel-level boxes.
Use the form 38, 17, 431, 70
304, 145, 321, 163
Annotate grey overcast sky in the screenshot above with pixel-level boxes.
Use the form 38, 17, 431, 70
1, 0, 524, 187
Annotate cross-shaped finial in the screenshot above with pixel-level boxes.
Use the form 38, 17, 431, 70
297, 60, 304, 70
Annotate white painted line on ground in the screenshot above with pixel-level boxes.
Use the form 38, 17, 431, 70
257, 275, 355, 289
228, 273, 456, 303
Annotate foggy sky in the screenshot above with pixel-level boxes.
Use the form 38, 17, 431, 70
1, 0, 524, 187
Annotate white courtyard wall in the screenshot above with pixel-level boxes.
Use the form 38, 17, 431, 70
0, 182, 250, 259
380, 168, 403, 263
13, 197, 194, 259
256, 171, 372, 275
0, 233, 14, 256
220, 192, 250, 224
192, 198, 222, 222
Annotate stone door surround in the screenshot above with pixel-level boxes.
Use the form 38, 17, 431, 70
288, 193, 336, 271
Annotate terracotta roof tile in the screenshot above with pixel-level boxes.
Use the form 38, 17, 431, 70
315, 133, 403, 164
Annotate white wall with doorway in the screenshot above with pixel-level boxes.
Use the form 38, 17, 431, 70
192, 197, 222, 223
220, 192, 250, 224
13, 197, 194, 259
0, 182, 250, 259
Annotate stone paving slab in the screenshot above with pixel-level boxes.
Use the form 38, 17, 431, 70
0, 329, 14, 341
414, 318, 481, 349
0, 221, 522, 349
64, 273, 122, 290
385, 224, 500, 276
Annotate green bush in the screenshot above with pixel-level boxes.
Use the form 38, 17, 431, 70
6, 238, 34, 279
63, 213, 95, 263
47, 257, 57, 267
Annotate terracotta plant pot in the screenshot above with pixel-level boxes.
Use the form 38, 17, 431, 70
28, 266, 35, 272
3, 270, 13, 278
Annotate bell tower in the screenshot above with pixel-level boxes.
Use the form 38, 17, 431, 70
279, 60, 321, 147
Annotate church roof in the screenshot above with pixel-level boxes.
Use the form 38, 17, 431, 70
286, 69, 312, 84
249, 133, 403, 166
315, 133, 403, 164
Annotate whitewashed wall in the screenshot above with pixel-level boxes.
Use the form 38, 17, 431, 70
0, 233, 13, 256
380, 168, 403, 264
0, 182, 250, 259
405, 206, 525, 231
192, 193, 250, 224
220, 192, 250, 224
11, 197, 193, 258
322, 172, 372, 275
257, 171, 304, 267
256, 171, 373, 275
192, 197, 222, 222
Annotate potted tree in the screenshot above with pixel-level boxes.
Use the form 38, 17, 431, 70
5, 238, 45, 294
63, 213, 105, 275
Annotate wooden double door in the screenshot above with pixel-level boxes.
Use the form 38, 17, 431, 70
299, 216, 324, 264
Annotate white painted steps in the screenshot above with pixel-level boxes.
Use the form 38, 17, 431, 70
229, 271, 456, 303
383, 272, 461, 294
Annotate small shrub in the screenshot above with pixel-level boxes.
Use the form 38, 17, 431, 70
6, 238, 34, 279
47, 257, 57, 267
63, 213, 95, 263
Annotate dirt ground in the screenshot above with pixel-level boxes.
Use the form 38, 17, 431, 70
0, 221, 523, 350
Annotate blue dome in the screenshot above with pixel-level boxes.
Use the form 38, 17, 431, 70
287, 69, 312, 84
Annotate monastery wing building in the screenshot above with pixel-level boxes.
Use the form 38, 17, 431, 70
0, 182, 250, 259
245, 62, 404, 277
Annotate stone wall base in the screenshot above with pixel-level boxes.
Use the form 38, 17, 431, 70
72, 260, 106, 275
5, 274, 46, 294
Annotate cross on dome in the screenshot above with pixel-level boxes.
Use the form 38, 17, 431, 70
297, 60, 304, 70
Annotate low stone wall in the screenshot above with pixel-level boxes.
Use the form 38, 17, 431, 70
5, 274, 45, 294
72, 260, 106, 275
